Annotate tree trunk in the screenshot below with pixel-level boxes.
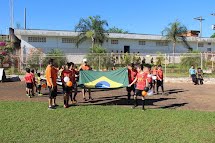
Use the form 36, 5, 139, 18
91, 37, 94, 53
173, 42, 176, 64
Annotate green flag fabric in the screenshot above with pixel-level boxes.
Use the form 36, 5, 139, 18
79, 68, 129, 89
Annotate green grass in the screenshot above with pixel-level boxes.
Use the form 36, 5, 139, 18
0, 101, 215, 143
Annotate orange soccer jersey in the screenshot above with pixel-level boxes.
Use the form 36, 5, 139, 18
46, 65, 57, 87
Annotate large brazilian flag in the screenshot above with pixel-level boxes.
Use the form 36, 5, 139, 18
79, 68, 129, 89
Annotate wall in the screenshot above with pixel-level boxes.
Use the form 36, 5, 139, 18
20, 35, 215, 55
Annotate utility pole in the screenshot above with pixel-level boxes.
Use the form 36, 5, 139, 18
194, 16, 205, 37
9, 0, 14, 28
24, 8, 27, 29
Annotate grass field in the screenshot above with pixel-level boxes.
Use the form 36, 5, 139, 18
0, 101, 215, 143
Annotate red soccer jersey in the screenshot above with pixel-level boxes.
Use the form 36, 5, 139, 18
136, 72, 147, 90
25, 73, 33, 83
69, 69, 77, 83
61, 70, 74, 83
157, 69, 163, 80
128, 68, 137, 84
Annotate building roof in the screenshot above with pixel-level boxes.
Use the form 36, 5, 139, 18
14, 29, 215, 42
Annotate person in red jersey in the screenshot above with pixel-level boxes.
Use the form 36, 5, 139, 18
30, 69, 36, 96
128, 65, 149, 110
61, 62, 74, 108
24, 68, 33, 98
69, 62, 78, 104
151, 65, 157, 94
156, 65, 164, 95
126, 63, 137, 103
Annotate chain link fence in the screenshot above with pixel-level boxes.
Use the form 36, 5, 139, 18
2, 52, 215, 78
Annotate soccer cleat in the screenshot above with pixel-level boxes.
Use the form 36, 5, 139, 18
64, 105, 68, 108
72, 100, 77, 104
38, 94, 43, 96
131, 105, 137, 109
48, 106, 56, 110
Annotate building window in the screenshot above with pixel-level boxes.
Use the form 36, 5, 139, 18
28, 37, 46, 42
62, 38, 76, 43
207, 48, 212, 52
111, 40, 118, 44
156, 41, 168, 46
198, 43, 204, 47
139, 41, 146, 45
208, 43, 211, 45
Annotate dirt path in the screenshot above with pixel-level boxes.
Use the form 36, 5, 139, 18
0, 82, 214, 112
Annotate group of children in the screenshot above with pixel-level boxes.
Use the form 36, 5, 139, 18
189, 65, 204, 85
24, 58, 164, 110
24, 68, 43, 98
127, 64, 164, 110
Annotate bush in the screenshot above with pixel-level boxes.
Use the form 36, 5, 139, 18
180, 52, 201, 69
156, 52, 165, 65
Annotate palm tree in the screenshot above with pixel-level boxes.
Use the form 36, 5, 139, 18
162, 21, 188, 63
75, 16, 108, 51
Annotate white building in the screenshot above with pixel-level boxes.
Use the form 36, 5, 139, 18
14, 29, 215, 55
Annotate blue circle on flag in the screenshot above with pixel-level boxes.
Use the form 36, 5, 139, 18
95, 81, 110, 88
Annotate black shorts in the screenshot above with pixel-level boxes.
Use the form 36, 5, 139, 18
37, 85, 41, 90
126, 84, 135, 93
26, 83, 33, 89
63, 82, 77, 94
48, 86, 57, 99
157, 80, 163, 86
135, 89, 143, 96
64, 86, 72, 94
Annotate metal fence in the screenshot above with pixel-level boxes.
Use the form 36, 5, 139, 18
2, 52, 215, 77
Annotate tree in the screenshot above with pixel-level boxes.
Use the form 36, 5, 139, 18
86, 44, 113, 70
211, 33, 215, 38
108, 26, 128, 34
162, 21, 188, 63
43, 49, 67, 68
75, 16, 108, 50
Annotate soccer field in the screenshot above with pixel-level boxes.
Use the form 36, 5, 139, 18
0, 101, 215, 143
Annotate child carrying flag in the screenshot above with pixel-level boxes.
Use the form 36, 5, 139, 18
128, 65, 149, 110
127, 63, 137, 103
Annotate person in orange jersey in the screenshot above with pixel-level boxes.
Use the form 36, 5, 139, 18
45, 59, 58, 110
79, 59, 93, 101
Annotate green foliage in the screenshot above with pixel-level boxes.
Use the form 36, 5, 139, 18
43, 49, 67, 68
75, 15, 108, 47
156, 52, 165, 65
210, 33, 215, 38
162, 21, 189, 52
108, 26, 128, 33
180, 51, 201, 69
87, 45, 112, 70
1, 101, 215, 143
27, 50, 43, 69
122, 53, 132, 66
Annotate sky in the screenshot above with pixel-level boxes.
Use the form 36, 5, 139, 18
0, 0, 215, 37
